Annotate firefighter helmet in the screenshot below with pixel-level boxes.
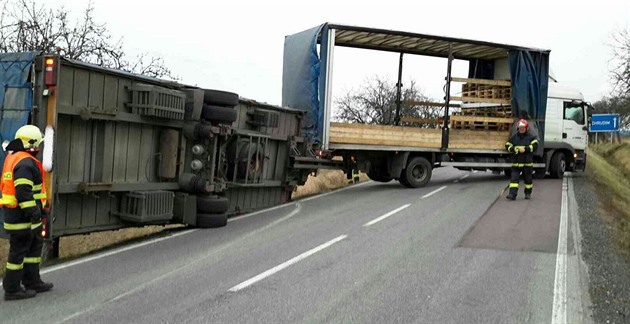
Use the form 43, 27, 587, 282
517, 119, 528, 131
15, 125, 43, 150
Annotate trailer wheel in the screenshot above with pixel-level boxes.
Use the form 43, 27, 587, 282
197, 195, 229, 214
237, 143, 264, 181
549, 152, 566, 179
196, 213, 228, 228
401, 157, 432, 188
201, 104, 237, 124
203, 89, 239, 107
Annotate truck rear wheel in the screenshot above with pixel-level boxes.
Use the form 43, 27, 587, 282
549, 152, 566, 179
201, 104, 237, 124
196, 213, 228, 228
203, 89, 239, 107
401, 157, 432, 188
197, 195, 229, 214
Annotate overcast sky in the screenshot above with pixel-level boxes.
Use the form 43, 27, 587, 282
43, 0, 630, 106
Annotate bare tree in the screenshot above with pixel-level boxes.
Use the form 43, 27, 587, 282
0, 0, 176, 79
334, 75, 440, 126
610, 27, 630, 97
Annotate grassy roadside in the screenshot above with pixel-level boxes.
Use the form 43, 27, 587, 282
586, 141, 630, 257
0, 169, 368, 277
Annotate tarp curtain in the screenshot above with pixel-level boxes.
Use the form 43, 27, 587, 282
0, 51, 39, 167
282, 24, 325, 143
509, 50, 549, 140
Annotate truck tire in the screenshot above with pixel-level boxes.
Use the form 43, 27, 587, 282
203, 89, 239, 107
197, 195, 229, 214
196, 213, 228, 228
549, 152, 566, 179
398, 176, 412, 188
201, 104, 237, 124
367, 172, 393, 183
237, 143, 264, 181
401, 157, 432, 188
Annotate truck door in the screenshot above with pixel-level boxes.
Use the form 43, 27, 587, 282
562, 101, 588, 151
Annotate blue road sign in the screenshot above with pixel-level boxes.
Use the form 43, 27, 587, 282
590, 114, 620, 132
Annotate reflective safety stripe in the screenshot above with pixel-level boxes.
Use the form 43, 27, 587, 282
525, 184, 533, 189
14, 178, 34, 187
32, 184, 42, 191
33, 193, 46, 200
529, 145, 534, 151
19, 200, 37, 209
531, 139, 539, 145
31, 222, 42, 230
524, 163, 534, 167
0, 194, 17, 207
6, 262, 23, 271
509, 183, 520, 188
4, 222, 31, 230
512, 163, 525, 167
3, 172, 11, 180
23, 257, 41, 264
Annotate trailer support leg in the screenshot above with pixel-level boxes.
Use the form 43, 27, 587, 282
441, 43, 454, 150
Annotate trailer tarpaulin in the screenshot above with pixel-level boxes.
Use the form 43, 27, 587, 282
509, 50, 549, 140
0, 51, 39, 167
282, 24, 325, 142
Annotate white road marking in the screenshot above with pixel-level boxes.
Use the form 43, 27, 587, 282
41, 229, 196, 275
552, 176, 569, 324
228, 180, 371, 222
454, 174, 469, 183
421, 186, 447, 199
228, 235, 348, 292
36, 180, 368, 275
363, 204, 410, 227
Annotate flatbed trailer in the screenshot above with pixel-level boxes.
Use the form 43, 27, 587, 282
282, 23, 588, 186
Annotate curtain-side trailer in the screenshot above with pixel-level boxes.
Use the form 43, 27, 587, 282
0, 52, 330, 257
282, 23, 589, 187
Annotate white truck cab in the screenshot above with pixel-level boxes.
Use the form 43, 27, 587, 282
542, 81, 589, 176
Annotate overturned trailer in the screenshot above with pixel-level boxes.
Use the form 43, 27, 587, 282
0, 52, 333, 256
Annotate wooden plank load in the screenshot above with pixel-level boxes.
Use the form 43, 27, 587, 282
329, 122, 509, 151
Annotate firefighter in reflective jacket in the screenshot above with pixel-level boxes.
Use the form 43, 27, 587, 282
505, 119, 539, 200
1, 125, 53, 301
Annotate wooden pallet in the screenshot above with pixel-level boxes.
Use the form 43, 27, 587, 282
450, 115, 512, 131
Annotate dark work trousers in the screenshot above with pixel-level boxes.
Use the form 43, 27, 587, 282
3, 225, 44, 293
509, 166, 533, 197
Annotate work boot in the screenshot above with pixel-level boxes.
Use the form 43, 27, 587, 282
525, 193, 531, 200
24, 281, 53, 293
506, 194, 516, 201
4, 288, 36, 301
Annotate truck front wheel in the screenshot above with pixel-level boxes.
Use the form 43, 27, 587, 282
549, 152, 566, 179
401, 157, 432, 188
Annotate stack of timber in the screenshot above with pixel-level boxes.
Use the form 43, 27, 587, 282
329, 122, 509, 151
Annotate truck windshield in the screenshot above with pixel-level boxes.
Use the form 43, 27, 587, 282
563, 102, 585, 125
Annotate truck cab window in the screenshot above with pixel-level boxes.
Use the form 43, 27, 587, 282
563, 101, 585, 125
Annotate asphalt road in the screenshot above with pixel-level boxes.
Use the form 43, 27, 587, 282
0, 167, 590, 323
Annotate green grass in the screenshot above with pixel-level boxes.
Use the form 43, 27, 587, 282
587, 143, 630, 254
